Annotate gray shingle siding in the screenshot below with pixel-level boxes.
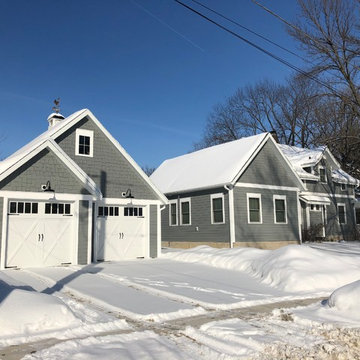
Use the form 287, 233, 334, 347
234, 187, 300, 243
238, 140, 300, 188
0, 148, 90, 195
162, 188, 230, 244
55, 116, 159, 200
150, 205, 157, 257
78, 200, 89, 264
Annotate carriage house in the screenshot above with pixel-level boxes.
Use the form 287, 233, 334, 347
0, 109, 167, 269
151, 133, 306, 249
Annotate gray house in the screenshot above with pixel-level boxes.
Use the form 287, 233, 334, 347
0, 109, 167, 269
279, 144, 360, 241
150, 133, 306, 249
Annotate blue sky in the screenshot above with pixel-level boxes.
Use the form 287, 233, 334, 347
0, 0, 302, 168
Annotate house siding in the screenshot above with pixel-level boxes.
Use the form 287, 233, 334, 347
55, 116, 158, 200
78, 200, 89, 264
325, 198, 356, 240
238, 140, 300, 187
162, 188, 230, 245
0, 148, 90, 195
149, 205, 157, 257
234, 187, 300, 243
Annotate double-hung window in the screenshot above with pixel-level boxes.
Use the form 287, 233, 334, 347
75, 129, 94, 157
180, 198, 191, 225
319, 167, 327, 183
338, 204, 346, 224
247, 193, 262, 224
211, 194, 225, 224
273, 195, 287, 224
169, 200, 178, 226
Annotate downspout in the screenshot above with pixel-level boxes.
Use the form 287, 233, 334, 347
224, 184, 236, 248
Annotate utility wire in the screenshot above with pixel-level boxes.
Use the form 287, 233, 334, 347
174, 0, 343, 97
189, 0, 310, 64
251, 0, 360, 72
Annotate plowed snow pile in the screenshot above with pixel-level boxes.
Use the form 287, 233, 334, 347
162, 245, 360, 293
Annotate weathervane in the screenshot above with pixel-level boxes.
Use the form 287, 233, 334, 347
52, 98, 61, 114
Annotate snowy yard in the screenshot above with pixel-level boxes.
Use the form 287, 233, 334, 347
1, 242, 360, 359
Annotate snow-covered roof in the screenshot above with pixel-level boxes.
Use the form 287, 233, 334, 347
151, 133, 273, 194
299, 194, 331, 205
279, 144, 359, 186
277, 144, 323, 181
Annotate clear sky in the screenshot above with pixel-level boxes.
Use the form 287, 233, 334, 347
0, 0, 302, 168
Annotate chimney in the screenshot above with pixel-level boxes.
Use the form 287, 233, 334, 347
270, 130, 279, 143
47, 112, 65, 129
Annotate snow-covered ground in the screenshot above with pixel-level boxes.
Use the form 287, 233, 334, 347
1, 242, 360, 359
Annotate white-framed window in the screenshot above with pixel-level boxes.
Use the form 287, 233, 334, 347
169, 200, 178, 226
75, 129, 94, 157
247, 193, 262, 224
310, 204, 321, 212
180, 198, 191, 225
318, 166, 327, 183
340, 183, 347, 191
210, 193, 225, 224
355, 208, 360, 225
273, 195, 287, 224
337, 203, 346, 224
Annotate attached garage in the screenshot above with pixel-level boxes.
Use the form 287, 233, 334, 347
6, 200, 75, 268
96, 204, 148, 261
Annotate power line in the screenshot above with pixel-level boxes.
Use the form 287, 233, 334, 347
189, 0, 309, 64
174, 0, 341, 96
251, 0, 360, 72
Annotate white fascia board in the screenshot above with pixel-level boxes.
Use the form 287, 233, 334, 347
50, 109, 168, 205
0, 190, 97, 201
98, 198, 164, 205
163, 182, 233, 196
269, 136, 306, 191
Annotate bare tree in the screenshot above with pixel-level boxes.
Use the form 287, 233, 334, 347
142, 165, 156, 177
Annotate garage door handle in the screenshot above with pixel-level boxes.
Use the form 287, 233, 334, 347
41, 234, 44, 242
38, 234, 40, 242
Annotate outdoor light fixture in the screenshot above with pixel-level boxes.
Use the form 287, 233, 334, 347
125, 188, 134, 199
41, 180, 55, 193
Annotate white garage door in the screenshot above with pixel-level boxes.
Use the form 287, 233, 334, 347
6, 201, 74, 268
97, 205, 147, 261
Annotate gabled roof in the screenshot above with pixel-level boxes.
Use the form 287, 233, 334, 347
0, 109, 167, 203
279, 144, 359, 186
0, 138, 102, 198
151, 133, 304, 194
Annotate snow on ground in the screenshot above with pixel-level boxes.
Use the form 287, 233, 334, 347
23, 331, 193, 360
162, 244, 360, 293
0, 242, 360, 358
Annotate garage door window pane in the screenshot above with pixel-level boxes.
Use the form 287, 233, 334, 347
45, 203, 51, 214
115, 207, 119, 216
58, 203, 64, 214
18, 202, 24, 214
25, 203, 31, 214
139, 207, 143, 217
65, 204, 71, 215
9, 202, 17, 214
109, 207, 114, 216
52, 203, 58, 214
32, 203, 38, 214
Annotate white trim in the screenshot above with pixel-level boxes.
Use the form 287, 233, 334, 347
273, 194, 288, 224
318, 166, 327, 184
98, 198, 162, 206
157, 204, 162, 257
301, 191, 355, 200
227, 187, 236, 247
306, 204, 310, 230
246, 193, 262, 224
87, 201, 93, 264
210, 193, 225, 225
73, 200, 79, 265
180, 197, 191, 226
0, 191, 96, 202
337, 203, 347, 224
0, 197, 8, 269
75, 129, 94, 157
235, 183, 299, 192
145, 205, 150, 259
297, 191, 302, 244
169, 199, 178, 226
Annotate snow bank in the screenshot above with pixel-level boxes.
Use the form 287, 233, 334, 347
0, 289, 80, 338
162, 245, 360, 293
328, 280, 360, 314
